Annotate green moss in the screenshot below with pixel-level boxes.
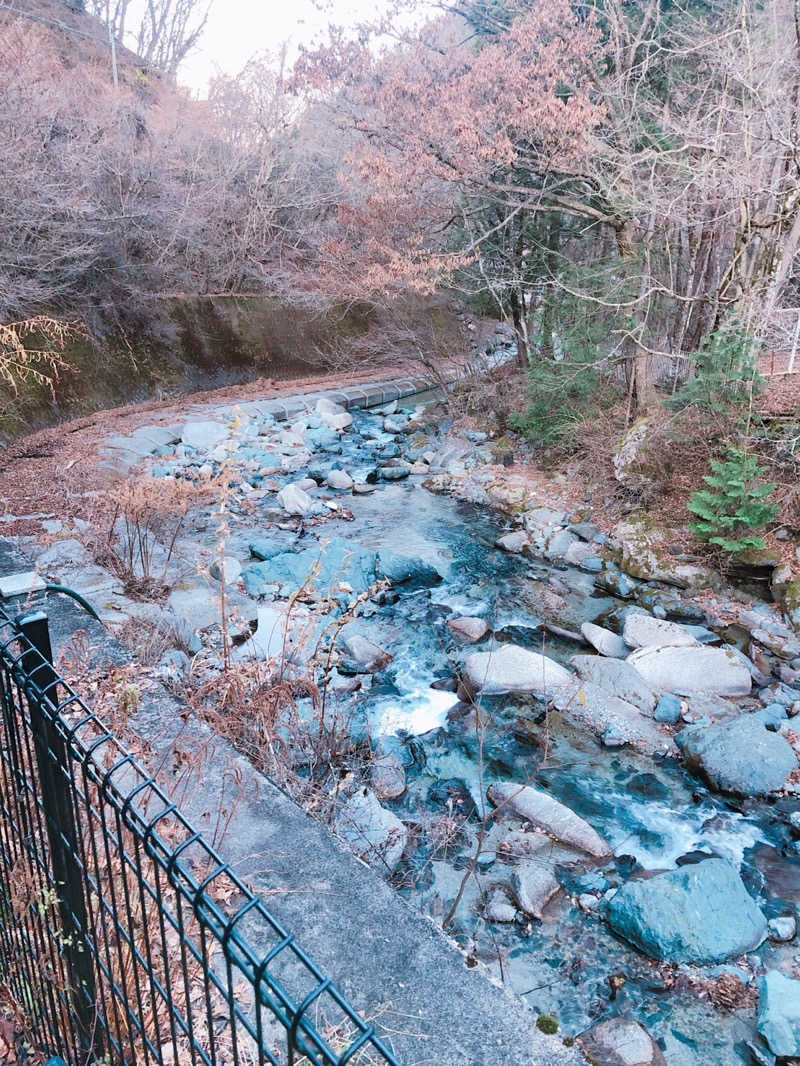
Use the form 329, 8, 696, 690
536, 1015, 559, 1035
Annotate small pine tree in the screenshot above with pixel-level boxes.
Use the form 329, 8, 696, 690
688, 448, 778, 553
668, 317, 763, 414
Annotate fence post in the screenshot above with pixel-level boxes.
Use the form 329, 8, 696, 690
15, 611, 102, 1062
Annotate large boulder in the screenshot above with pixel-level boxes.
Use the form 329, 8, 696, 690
462, 644, 572, 697
335, 789, 407, 871
757, 971, 800, 1058
607, 858, 767, 963
245, 538, 378, 601
375, 550, 442, 587
552, 681, 672, 754
676, 715, 797, 796
487, 782, 611, 858
571, 656, 658, 713
578, 1018, 667, 1066
616, 517, 715, 589
622, 614, 697, 650
626, 645, 751, 696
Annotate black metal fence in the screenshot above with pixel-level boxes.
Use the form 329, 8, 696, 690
0, 604, 399, 1066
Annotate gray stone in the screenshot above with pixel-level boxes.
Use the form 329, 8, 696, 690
495, 530, 529, 554
675, 715, 797, 796
335, 789, 407, 872
626, 645, 751, 696
622, 614, 697, 650
523, 507, 566, 539
447, 616, 490, 643
758, 971, 800, 1058
578, 1017, 667, 1066
277, 482, 314, 516
767, 914, 796, 942
209, 556, 242, 585
607, 858, 767, 963
487, 782, 611, 858
463, 644, 572, 697
511, 862, 561, 918
484, 890, 517, 923
581, 622, 627, 658
181, 421, 228, 451
571, 656, 657, 713
552, 681, 672, 755
340, 634, 392, 674
326, 469, 354, 490
378, 465, 410, 481
371, 754, 407, 800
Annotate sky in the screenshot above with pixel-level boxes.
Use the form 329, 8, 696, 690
173, 0, 390, 96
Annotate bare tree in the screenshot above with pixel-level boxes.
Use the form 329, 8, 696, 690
88, 0, 212, 75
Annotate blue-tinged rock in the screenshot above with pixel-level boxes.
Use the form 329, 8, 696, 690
675, 715, 797, 796
264, 538, 377, 600
241, 562, 276, 598
305, 425, 340, 451
607, 858, 767, 963
753, 703, 789, 730
595, 568, 636, 599
375, 550, 442, 587
249, 537, 296, 561
151, 464, 171, 478
655, 694, 682, 724
758, 971, 800, 1057
761, 682, 800, 706
466, 430, 488, 443
579, 555, 604, 573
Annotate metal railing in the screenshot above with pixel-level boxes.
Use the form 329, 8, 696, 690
0, 604, 399, 1066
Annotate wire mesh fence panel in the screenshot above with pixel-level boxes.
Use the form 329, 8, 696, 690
0, 606, 399, 1066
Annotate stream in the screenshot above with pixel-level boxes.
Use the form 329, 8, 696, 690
127, 393, 800, 1065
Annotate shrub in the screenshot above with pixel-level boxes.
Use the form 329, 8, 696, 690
688, 447, 778, 553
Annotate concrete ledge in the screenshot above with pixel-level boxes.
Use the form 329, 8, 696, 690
0, 537, 583, 1066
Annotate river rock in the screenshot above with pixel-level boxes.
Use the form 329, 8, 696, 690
495, 530, 529, 554
511, 861, 561, 918
181, 421, 228, 451
320, 408, 353, 431
378, 464, 410, 481
375, 551, 442, 587
277, 482, 314, 516
757, 971, 800, 1058
339, 634, 392, 674
484, 890, 517, 923
675, 715, 797, 796
463, 644, 572, 696
607, 858, 767, 963
487, 782, 611, 858
371, 754, 407, 800
571, 656, 657, 713
552, 681, 671, 754
622, 614, 698, 650
209, 556, 242, 585
616, 516, 715, 589
578, 1017, 667, 1066
523, 507, 566, 539
326, 469, 354, 490
581, 622, 628, 658
447, 616, 490, 643
335, 789, 407, 871
626, 645, 751, 696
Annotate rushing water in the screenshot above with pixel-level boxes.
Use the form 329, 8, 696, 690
211, 401, 798, 1063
